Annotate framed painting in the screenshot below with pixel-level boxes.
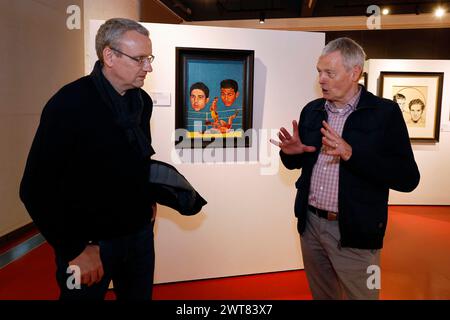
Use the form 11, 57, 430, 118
379, 71, 444, 142
175, 47, 254, 148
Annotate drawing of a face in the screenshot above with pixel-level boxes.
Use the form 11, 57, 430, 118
410, 103, 424, 123
396, 97, 406, 111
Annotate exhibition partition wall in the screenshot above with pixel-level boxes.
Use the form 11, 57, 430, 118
89, 21, 325, 283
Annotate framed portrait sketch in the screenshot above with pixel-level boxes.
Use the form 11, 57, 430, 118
379, 71, 444, 142
175, 47, 254, 148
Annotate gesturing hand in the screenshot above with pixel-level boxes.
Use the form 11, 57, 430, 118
270, 120, 316, 155
320, 121, 352, 161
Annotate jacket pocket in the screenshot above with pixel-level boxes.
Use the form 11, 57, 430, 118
344, 190, 388, 235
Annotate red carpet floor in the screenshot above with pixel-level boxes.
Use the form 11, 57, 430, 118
1, 206, 449, 300
0, 241, 311, 300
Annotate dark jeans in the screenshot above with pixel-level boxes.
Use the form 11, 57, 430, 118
56, 223, 154, 300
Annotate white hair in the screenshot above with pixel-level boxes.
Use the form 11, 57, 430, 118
322, 37, 366, 71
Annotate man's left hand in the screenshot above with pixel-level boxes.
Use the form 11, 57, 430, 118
320, 121, 352, 161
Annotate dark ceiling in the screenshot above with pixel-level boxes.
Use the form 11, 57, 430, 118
159, 0, 448, 21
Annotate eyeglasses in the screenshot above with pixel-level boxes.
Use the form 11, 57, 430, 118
110, 47, 155, 66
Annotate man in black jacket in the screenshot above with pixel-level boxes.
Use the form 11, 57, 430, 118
20, 18, 157, 300
271, 38, 420, 299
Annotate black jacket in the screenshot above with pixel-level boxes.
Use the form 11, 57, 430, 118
281, 86, 420, 249
149, 160, 207, 216
20, 76, 155, 261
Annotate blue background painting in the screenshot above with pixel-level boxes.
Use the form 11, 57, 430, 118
185, 59, 244, 132
186, 59, 244, 107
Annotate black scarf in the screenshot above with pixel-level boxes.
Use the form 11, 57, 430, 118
90, 60, 154, 159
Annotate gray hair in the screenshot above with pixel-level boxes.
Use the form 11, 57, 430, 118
322, 37, 366, 71
95, 18, 149, 62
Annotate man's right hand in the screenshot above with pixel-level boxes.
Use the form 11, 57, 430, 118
270, 120, 316, 155
68, 244, 104, 287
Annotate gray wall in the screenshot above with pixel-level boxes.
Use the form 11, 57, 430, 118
0, 0, 84, 236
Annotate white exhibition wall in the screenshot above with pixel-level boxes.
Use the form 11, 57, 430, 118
88, 22, 450, 284
89, 21, 325, 283
367, 60, 450, 205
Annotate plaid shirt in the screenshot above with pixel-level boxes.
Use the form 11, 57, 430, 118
308, 88, 362, 213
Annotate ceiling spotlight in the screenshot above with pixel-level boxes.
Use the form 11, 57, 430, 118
259, 12, 265, 24
435, 7, 445, 17
382, 8, 390, 15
